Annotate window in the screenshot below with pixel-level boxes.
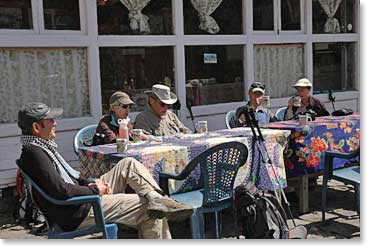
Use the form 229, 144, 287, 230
0, 48, 90, 123
313, 42, 356, 92
281, 0, 301, 30
184, 0, 243, 35
97, 0, 173, 35
0, 0, 33, 29
99, 47, 175, 113
43, 0, 81, 30
185, 45, 245, 106
253, 0, 274, 31
253, 0, 303, 32
254, 44, 305, 98
313, 0, 356, 34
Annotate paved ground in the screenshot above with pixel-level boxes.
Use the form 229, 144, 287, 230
0, 177, 360, 240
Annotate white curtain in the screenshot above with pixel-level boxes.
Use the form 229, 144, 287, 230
120, 0, 151, 34
190, 0, 223, 34
254, 44, 304, 99
318, 0, 343, 33
0, 48, 90, 123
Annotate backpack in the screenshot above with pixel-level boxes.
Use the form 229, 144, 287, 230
234, 182, 290, 239
14, 169, 46, 230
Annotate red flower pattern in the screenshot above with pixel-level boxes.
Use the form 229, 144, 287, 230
310, 137, 328, 153
306, 155, 320, 168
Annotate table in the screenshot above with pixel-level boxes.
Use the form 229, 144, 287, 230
79, 127, 291, 194
264, 114, 360, 212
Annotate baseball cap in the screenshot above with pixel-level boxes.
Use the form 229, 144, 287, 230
249, 82, 265, 94
17, 102, 63, 130
110, 91, 135, 106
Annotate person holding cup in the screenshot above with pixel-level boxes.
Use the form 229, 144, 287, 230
284, 78, 329, 120
92, 91, 148, 145
235, 82, 277, 127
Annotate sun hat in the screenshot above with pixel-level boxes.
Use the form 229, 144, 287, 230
145, 84, 177, 105
293, 78, 313, 88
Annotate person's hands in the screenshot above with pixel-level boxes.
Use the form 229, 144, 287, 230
140, 133, 149, 141
287, 97, 294, 109
238, 114, 246, 124
88, 179, 112, 196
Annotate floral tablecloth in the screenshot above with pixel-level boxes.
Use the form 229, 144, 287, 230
264, 114, 360, 177
79, 127, 291, 194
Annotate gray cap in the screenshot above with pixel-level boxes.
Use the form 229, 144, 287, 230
110, 91, 135, 105
17, 102, 63, 130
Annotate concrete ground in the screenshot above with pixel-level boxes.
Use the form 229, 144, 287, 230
0, 177, 360, 240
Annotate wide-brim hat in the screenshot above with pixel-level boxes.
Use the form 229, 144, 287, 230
145, 84, 177, 105
293, 78, 313, 88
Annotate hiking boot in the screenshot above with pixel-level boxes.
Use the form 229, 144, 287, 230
147, 196, 193, 222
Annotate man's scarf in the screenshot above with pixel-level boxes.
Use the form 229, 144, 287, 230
20, 135, 80, 184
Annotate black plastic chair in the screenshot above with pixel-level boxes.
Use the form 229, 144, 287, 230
16, 160, 118, 239
159, 141, 248, 239
321, 148, 360, 221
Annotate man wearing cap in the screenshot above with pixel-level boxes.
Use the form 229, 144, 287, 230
284, 78, 329, 120
235, 82, 277, 127
134, 84, 192, 136
17, 102, 194, 239
92, 91, 147, 145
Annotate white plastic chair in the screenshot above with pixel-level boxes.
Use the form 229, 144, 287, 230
225, 110, 237, 129
275, 107, 288, 121
73, 124, 98, 155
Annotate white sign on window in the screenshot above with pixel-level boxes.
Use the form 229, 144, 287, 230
203, 53, 217, 64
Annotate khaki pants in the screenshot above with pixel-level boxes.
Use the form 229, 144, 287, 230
78, 157, 171, 239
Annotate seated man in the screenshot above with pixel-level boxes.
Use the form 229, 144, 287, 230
93, 91, 147, 145
17, 102, 193, 239
284, 78, 330, 120
235, 82, 277, 127
134, 84, 192, 136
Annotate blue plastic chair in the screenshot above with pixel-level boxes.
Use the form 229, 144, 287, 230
275, 107, 287, 121
159, 141, 248, 239
73, 124, 98, 156
225, 110, 237, 129
16, 160, 118, 239
322, 148, 360, 221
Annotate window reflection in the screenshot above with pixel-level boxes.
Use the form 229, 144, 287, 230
43, 0, 80, 30
0, 0, 32, 29
281, 0, 301, 30
253, 0, 274, 31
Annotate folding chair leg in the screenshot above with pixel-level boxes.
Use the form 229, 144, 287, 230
322, 175, 328, 222
354, 184, 360, 215
190, 209, 204, 239
105, 224, 118, 239
214, 211, 222, 239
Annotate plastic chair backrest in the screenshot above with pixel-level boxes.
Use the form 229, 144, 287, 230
225, 110, 237, 129
15, 159, 117, 239
73, 124, 98, 155
275, 107, 287, 121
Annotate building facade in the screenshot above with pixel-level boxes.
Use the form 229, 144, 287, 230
0, 0, 360, 188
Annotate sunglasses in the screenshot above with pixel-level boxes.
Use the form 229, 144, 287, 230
118, 103, 130, 109
250, 83, 265, 90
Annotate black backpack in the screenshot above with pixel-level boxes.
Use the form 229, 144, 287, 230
14, 169, 46, 230
235, 182, 289, 239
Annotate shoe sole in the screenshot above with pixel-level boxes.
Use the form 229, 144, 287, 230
148, 208, 194, 222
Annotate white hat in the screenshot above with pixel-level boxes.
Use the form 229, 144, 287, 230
145, 84, 177, 105
293, 78, 313, 88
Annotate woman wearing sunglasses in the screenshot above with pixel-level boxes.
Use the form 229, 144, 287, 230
92, 91, 147, 145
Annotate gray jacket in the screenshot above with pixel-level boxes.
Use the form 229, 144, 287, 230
134, 104, 192, 136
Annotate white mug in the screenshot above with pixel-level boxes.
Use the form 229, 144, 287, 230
298, 115, 312, 125
293, 96, 302, 107
196, 120, 208, 133
262, 96, 270, 107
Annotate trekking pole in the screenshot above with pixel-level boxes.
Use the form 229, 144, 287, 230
248, 109, 297, 227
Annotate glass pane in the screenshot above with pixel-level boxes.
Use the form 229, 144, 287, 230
0, 48, 90, 123
254, 44, 305, 98
313, 43, 356, 92
184, 0, 243, 35
253, 0, 274, 31
97, 0, 172, 35
43, 0, 80, 30
313, 0, 355, 34
0, 0, 32, 29
185, 45, 244, 106
281, 0, 301, 30
99, 47, 175, 113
